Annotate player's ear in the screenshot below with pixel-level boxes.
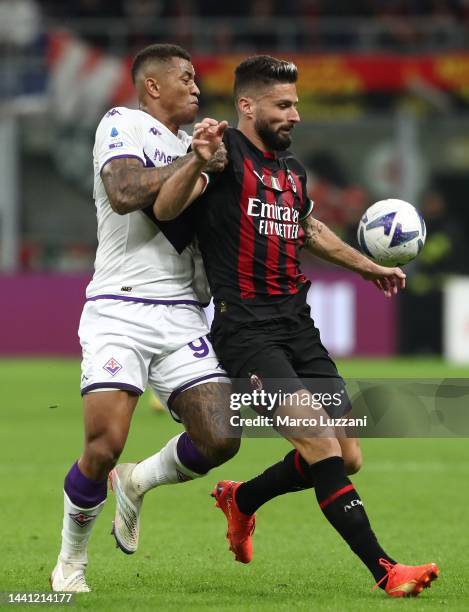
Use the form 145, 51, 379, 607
145, 77, 160, 99
237, 96, 254, 119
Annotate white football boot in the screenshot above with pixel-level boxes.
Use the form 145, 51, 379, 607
50, 559, 90, 593
109, 463, 143, 554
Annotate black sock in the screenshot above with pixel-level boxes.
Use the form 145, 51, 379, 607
309, 456, 395, 587
235, 450, 314, 516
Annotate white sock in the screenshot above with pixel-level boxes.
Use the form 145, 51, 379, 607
58, 491, 105, 567
131, 434, 204, 494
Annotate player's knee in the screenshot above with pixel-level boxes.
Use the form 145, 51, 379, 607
295, 436, 341, 465
344, 451, 362, 475
84, 436, 124, 473
205, 436, 240, 467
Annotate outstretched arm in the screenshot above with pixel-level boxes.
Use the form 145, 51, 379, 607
301, 215, 406, 297
153, 119, 228, 221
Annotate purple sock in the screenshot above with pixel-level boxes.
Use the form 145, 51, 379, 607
176, 433, 212, 475
64, 461, 107, 508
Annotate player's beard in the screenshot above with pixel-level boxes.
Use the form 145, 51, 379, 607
255, 118, 293, 151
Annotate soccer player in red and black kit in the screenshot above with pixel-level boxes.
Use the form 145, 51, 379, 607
153, 56, 439, 598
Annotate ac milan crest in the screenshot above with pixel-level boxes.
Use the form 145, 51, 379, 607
287, 172, 297, 193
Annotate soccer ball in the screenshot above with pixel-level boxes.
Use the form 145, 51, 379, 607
357, 199, 426, 267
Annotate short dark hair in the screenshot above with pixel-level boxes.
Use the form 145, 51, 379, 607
234, 55, 298, 98
131, 44, 191, 83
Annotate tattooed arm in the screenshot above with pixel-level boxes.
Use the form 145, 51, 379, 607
301, 215, 406, 297
301, 216, 367, 272
101, 154, 194, 215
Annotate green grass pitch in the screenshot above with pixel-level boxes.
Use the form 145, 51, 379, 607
1, 358, 468, 611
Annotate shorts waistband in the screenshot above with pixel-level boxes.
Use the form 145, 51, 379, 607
214, 282, 310, 321
86, 294, 204, 307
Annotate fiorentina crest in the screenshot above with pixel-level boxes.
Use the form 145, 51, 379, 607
103, 357, 122, 376
69, 512, 96, 528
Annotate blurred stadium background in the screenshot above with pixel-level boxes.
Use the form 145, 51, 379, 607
2, 0, 469, 362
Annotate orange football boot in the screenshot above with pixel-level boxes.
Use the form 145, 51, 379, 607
212, 480, 256, 564
374, 558, 439, 597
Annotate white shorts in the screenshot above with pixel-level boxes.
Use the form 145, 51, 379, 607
78, 298, 230, 418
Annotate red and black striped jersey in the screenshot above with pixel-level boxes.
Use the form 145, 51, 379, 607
195, 127, 313, 318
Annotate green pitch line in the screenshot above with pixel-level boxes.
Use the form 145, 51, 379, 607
337, 357, 469, 378
0, 356, 467, 382
0, 359, 468, 610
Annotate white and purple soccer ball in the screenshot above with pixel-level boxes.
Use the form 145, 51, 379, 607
357, 199, 426, 267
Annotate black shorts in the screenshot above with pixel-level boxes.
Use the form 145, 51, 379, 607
211, 303, 351, 418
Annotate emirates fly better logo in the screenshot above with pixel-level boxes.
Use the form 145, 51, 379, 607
247, 197, 300, 239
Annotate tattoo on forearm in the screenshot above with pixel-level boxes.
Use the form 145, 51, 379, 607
302, 216, 324, 250
204, 143, 228, 172
301, 215, 367, 270
102, 154, 193, 214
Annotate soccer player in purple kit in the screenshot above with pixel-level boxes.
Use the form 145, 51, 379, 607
152, 55, 439, 598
